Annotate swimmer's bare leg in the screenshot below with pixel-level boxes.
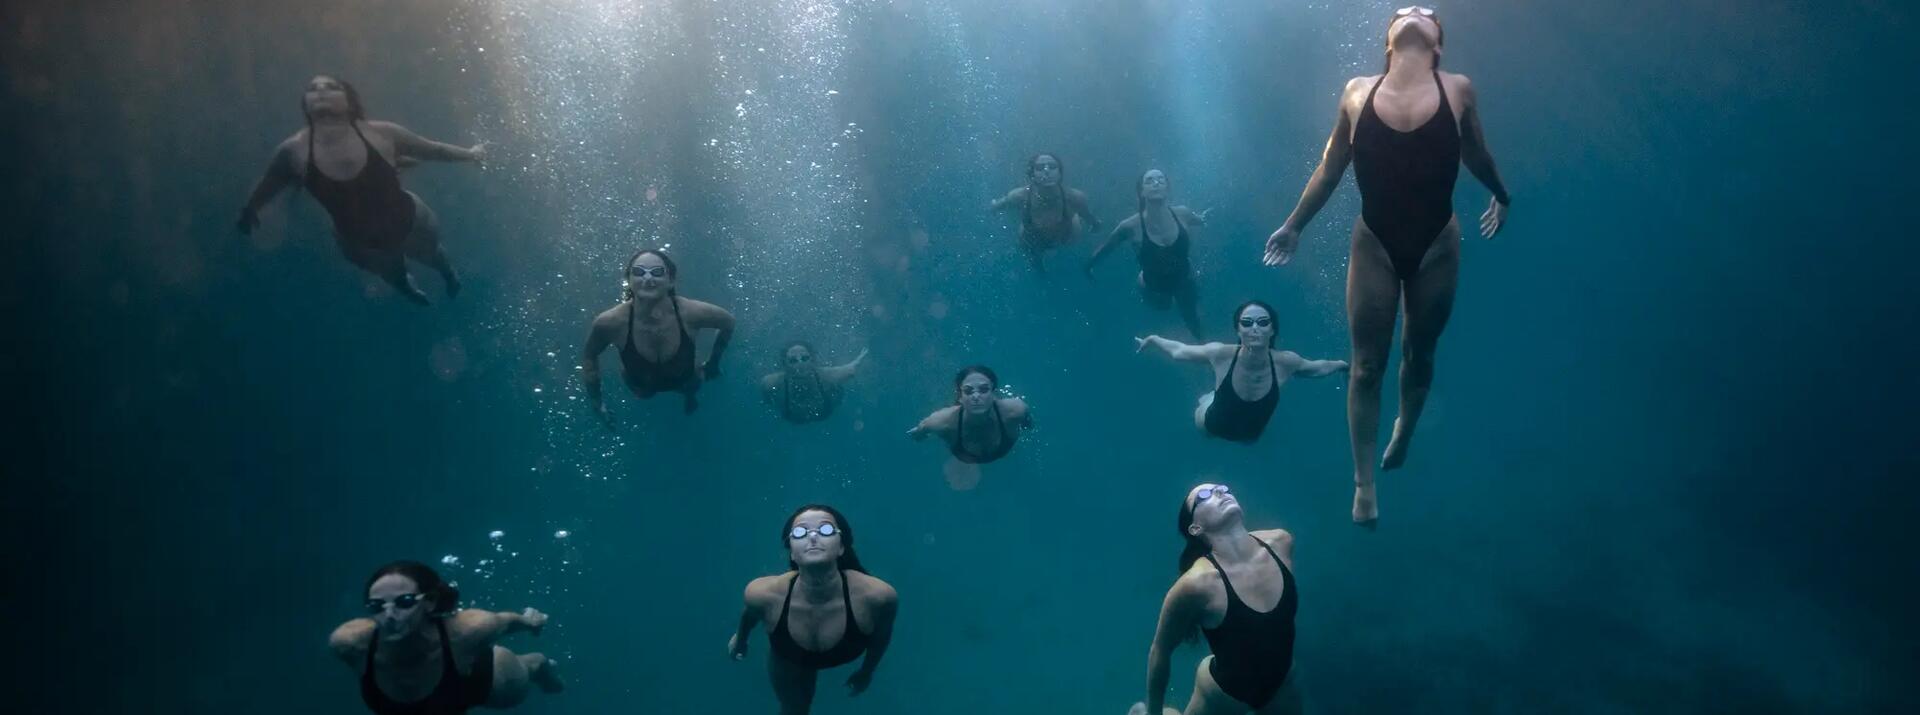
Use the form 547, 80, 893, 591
383, 266, 431, 306
1346, 221, 1400, 525
768, 651, 819, 715
1176, 282, 1205, 342
681, 380, 701, 415
403, 193, 460, 298
1382, 223, 1460, 471
523, 653, 564, 693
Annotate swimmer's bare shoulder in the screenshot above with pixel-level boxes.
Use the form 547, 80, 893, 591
329, 618, 375, 665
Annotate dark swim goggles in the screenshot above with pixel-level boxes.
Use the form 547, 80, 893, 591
364, 593, 427, 614
1238, 316, 1272, 328
790, 522, 838, 540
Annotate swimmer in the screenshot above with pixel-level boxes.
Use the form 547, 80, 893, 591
237, 75, 485, 305
761, 342, 869, 424
1087, 169, 1214, 340
907, 365, 1032, 465
1129, 483, 1301, 715
1136, 301, 1347, 444
329, 561, 563, 714
988, 153, 1101, 272
730, 505, 899, 715
580, 249, 737, 422
1261, 6, 1513, 524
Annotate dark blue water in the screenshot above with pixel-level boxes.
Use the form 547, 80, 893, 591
7, 1, 1916, 713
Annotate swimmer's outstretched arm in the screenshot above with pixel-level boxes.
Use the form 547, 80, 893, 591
687, 301, 737, 379
906, 408, 954, 440
988, 187, 1024, 213
373, 121, 485, 163
1278, 350, 1349, 378
458, 607, 549, 645
823, 349, 869, 384
1266, 78, 1363, 265
580, 316, 615, 426
1135, 335, 1213, 362
1455, 78, 1512, 237
1085, 218, 1137, 274
1139, 579, 1204, 715
236, 141, 297, 233
844, 587, 898, 695
1070, 189, 1103, 232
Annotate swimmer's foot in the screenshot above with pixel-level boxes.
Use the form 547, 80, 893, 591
394, 274, 431, 306
443, 268, 462, 299
1352, 482, 1378, 528
532, 657, 564, 694
1381, 418, 1412, 470
683, 392, 699, 414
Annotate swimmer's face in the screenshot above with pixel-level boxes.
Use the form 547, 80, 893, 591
627, 253, 673, 299
1235, 305, 1275, 347
1140, 170, 1169, 202
787, 510, 844, 568
1029, 156, 1061, 187
1186, 483, 1241, 533
366, 574, 432, 641
957, 372, 996, 414
1388, 8, 1442, 49
304, 76, 350, 117
784, 345, 816, 375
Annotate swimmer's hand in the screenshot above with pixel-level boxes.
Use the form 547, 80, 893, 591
845, 668, 874, 696
1479, 196, 1507, 239
1196, 207, 1215, 224
1264, 225, 1300, 266
521, 608, 548, 636
592, 402, 615, 431
703, 359, 722, 380
906, 425, 928, 441
467, 141, 490, 164
1134, 336, 1155, 353
728, 632, 748, 661
235, 207, 259, 235
1127, 703, 1149, 715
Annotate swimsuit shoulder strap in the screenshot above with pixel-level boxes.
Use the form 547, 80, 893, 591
1364, 74, 1387, 108
839, 570, 860, 629
670, 294, 689, 336
434, 619, 460, 678
1201, 552, 1242, 604
778, 572, 800, 618
624, 301, 640, 350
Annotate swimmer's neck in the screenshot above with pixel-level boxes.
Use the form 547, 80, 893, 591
1235, 342, 1270, 357
1142, 197, 1171, 215
380, 623, 444, 661
1028, 182, 1063, 197
1385, 47, 1439, 82
1202, 524, 1256, 562
795, 563, 844, 597
628, 292, 673, 311
308, 112, 357, 130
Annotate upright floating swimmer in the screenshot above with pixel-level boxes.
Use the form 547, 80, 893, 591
1262, 6, 1512, 524
1088, 169, 1214, 341
330, 560, 563, 715
1136, 301, 1347, 444
1130, 483, 1301, 715
730, 505, 899, 714
761, 342, 869, 424
908, 365, 1032, 465
580, 249, 736, 422
989, 153, 1102, 273
238, 75, 485, 305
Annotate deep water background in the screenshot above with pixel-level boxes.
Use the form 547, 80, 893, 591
5, 1, 1917, 713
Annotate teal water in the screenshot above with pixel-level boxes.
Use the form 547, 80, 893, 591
6, 1, 1916, 713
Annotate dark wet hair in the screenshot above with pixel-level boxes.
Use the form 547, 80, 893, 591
1231, 300, 1278, 347
1176, 488, 1211, 576
301, 74, 367, 123
1383, 11, 1445, 73
621, 249, 678, 301
952, 365, 998, 402
1026, 153, 1065, 183
364, 560, 460, 616
1136, 169, 1170, 219
783, 504, 868, 573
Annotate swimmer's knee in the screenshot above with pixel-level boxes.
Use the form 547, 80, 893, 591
1349, 360, 1386, 389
